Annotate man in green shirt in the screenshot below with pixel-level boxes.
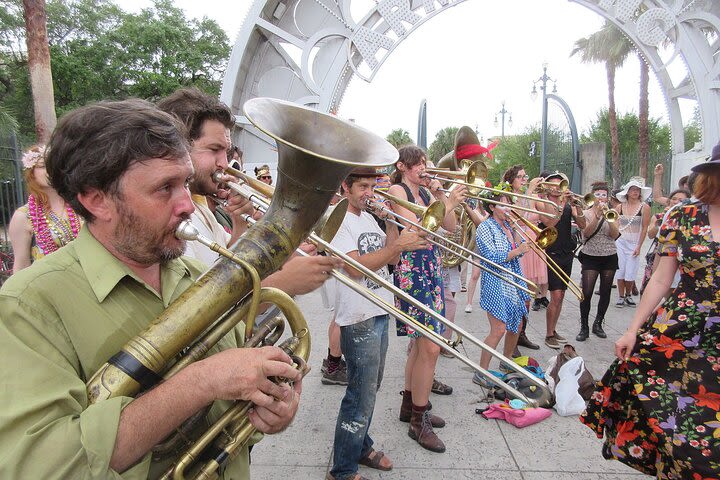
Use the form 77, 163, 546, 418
0, 99, 301, 478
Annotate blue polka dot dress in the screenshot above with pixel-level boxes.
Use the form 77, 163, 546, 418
475, 218, 529, 333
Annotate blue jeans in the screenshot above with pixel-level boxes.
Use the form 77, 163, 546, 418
330, 314, 389, 480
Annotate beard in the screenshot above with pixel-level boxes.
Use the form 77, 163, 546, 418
112, 205, 189, 265
190, 167, 222, 196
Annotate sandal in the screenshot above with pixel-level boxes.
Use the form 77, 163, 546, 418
358, 449, 393, 471
431, 378, 453, 395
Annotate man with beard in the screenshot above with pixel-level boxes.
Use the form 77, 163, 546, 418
0, 100, 301, 478
158, 88, 339, 295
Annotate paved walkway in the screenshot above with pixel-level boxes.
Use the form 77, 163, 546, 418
249, 257, 650, 479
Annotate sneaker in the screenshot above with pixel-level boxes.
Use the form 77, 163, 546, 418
460, 285, 467, 292
540, 297, 550, 308
624, 296, 636, 307
553, 331, 567, 342
615, 298, 625, 308
544, 336, 561, 349
464, 304, 472, 313
531, 299, 542, 311
321, 363, 348, 385
472, 371, 495, 388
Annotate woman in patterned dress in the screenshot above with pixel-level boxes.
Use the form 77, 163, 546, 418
8, 145, 82, 273
471, 191, 530, 386
580, 151, 720, 479
502, 165, 544, 350
389, 145, 465, 454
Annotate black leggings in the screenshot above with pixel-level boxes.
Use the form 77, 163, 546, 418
580, 269, 616, 322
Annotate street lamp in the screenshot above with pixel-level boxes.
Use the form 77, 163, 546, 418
493, 102, 513, 139
531, 63, 557, 173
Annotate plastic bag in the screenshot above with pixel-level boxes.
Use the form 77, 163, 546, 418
553, 356, 587, 416
479, 403, 552, 428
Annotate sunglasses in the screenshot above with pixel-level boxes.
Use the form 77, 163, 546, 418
260, 175, 272, 180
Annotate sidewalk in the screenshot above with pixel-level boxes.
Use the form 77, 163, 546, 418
249, 259, 649, 479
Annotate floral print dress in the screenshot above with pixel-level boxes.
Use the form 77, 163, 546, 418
580, 201, 720, 479
394, 245, 445, 337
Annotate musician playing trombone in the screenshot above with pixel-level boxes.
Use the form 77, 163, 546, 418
388, 145, 466, 453
534, 171, 587, 349
327, 167, 429, 480
471, 185, 531, 387
158, 88, 340, 296
0, 100, 301, 479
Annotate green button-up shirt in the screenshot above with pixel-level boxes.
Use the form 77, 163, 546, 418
0, 227, 252, 479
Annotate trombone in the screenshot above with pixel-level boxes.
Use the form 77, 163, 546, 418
234, 204, 552, 408
507, 211, 584, 301
423, 161, 561, 215
371, 189, 537, 296
536, 178, 596, 210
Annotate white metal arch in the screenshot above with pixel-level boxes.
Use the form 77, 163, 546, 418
222, 0, 720, 182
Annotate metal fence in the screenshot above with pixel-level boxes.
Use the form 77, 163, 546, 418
0, 133, 24, 282
605, 149, 673, 195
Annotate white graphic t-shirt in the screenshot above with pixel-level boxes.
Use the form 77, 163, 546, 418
330, 210, 393, 326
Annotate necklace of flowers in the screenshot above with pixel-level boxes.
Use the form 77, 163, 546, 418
27, 194, 80, 255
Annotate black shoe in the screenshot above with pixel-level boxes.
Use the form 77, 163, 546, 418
531, 299, 542, 311
624, 296, 636, 307
592, 318, 607, 338
576, 323, 589, 342
540, 297, 550, 308
517, 332, 540, 350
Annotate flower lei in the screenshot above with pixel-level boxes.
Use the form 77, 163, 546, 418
27, 194, 80, 255
480, 180, 514, 199
22, 146, 47, 170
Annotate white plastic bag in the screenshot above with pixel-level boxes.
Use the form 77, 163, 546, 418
553, 356, 587, 416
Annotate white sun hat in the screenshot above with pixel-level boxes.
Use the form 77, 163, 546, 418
616, 176, 651, 203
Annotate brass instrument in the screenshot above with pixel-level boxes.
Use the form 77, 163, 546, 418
441, 205, 476, 268
239, 209, 552, 408
508, 211, 584, 301
602, 204, 618, 222
85, 97, 398, 478
373, 188, 446, 232
369, 191, 537, 296
424, 161, 560, 215
536, 178, 595, 209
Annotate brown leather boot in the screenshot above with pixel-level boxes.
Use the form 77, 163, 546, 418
399, 391, 444, 427
408, 404, 446, 453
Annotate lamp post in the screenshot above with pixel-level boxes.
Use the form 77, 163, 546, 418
531, 63, 557, 173
493, 102, 512, 139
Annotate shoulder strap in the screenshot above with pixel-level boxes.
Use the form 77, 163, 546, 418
398, 182, 415, 204
584, 217, 605, 244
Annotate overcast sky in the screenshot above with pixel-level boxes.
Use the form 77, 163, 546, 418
119, 0, 693, 144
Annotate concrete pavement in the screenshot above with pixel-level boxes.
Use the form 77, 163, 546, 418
249, 257, 649, 479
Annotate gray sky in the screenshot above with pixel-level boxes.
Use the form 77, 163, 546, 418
119, 0, 693, 144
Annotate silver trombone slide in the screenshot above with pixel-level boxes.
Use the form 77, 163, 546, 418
228, 193, 551, 407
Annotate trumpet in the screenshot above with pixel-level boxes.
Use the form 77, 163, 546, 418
536, 179, 595, 209
601, 204, 619, 222
237, 208, 552, 408
508, 211, 584, 301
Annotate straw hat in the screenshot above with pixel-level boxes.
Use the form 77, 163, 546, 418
616, 176, 651, 202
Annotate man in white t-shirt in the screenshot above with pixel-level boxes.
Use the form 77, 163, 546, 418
328, 167, 428, 480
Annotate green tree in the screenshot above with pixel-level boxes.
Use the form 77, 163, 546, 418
0, 0, 230, 141
427, 126, 458, 164
581, 110, 671, 156
684, 106, 701, 150
386, 128, 413, 149
571, 21, 632, 189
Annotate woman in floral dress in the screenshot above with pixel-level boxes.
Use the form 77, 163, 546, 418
9, 145, 82, 273
388, 145, 465, 454
580, 151, 720, 479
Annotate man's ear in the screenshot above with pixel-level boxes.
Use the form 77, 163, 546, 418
77, 189, 114, 223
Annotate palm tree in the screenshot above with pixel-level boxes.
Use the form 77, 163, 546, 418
0, 106, 19, 136
571, 21, 631, 189
386, 128, 414, 149
22, 0, 56, 143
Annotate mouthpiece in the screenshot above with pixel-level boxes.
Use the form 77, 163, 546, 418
175, 220, 200, 241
